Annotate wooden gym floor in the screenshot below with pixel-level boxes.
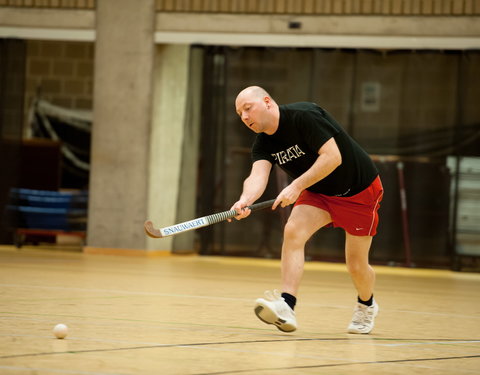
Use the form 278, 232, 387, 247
0, 246, 479, 375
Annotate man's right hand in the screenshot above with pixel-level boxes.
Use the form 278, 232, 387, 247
228, 200, 252, 222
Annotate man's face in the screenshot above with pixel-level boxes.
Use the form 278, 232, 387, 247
235, 94, 269, 134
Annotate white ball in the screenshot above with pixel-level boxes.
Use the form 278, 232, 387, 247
53, 323, 68, 339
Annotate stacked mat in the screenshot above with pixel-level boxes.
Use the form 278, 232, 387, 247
6, 188, 88, 232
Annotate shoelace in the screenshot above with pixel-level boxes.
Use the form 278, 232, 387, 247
264, 289, 283, 301
263, 290, 294, 317
352, 304, 374, 324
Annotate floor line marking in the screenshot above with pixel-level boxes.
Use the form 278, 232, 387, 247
0, 364, 125, 375
191, 354, 480, 375
1, 337, 479, 360
1, 283, 479, 319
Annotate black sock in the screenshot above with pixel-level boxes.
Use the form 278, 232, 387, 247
281, 292, 297, 310
358, 294, 373, 307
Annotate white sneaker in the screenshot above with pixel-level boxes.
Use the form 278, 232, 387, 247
254, 290, 297, 332
347, 299, 379, 334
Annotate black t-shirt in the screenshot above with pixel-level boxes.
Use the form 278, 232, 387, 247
252, 102, 378, 197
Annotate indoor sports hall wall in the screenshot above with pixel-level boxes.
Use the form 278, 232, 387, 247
1, 0, 479, 266
0, 39, 93, 243
196, 46, 480, 268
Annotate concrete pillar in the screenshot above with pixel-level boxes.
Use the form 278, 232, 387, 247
86, 0, 155, 251
172, 47, 203, 253
147, 44, 201, 253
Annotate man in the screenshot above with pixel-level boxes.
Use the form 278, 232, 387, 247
231, 86, 383, 334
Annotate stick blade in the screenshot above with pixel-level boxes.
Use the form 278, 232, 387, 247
144, 220, 163, 238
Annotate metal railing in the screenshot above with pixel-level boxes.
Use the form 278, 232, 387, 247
1, 0, 479, 15
0, 0, 95, 8
155, 0, 480, 15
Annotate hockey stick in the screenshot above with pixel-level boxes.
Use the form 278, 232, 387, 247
144, 199, 276, 239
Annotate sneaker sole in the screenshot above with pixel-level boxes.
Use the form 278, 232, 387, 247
347, 326, 373, 334
254, 303, 296, 332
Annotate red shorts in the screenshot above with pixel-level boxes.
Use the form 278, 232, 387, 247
294, 176, 383, 236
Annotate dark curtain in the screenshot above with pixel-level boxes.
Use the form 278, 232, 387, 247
197, 47, 480, 268
0, 39, 26, 243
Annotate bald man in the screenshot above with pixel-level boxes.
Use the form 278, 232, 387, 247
231, 86, 383, 334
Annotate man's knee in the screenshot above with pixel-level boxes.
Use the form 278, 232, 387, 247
346, 258, 370, 277
346, 262, 361, 276
283, 220, 310, 244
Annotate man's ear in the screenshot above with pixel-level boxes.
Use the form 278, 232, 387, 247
264, 96, 271, 108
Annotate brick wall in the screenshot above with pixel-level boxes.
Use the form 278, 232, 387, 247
24, 40, 94, 127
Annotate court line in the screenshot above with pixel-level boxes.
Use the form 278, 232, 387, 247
379, 340, 480, 347
1, 337, 479, 360
0, 283, 247, 301
175, 343, 480, 372
0, 310, 288, 333
2, 283, 479, 319
0, 365, 125, 375
3, 312, 479, 350
2, 311, 480, 341
0, 335, 480, 375
191, 354, 480, 375
1, 328, 479, 349
5, 314, 478, 351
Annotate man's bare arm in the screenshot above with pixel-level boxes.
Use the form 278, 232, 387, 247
231, 160, 272, 220
273, 137, 342, 209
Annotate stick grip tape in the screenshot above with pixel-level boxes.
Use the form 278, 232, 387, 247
204, 199, 276, 225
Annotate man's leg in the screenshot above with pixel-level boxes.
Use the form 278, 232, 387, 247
254, 204, 330, 332
281, 204, 332, 296
345, 233, 375, 300
345, 232, 378, 334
